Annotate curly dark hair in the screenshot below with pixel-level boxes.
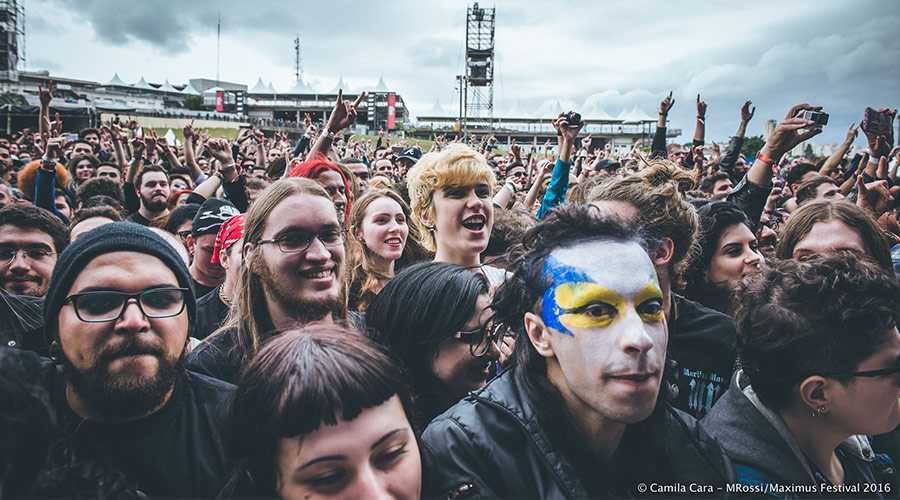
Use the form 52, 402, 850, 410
736, 253, 900, 409
75, 177, 124, 208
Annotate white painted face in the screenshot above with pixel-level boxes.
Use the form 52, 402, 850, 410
538, 239, 667, 424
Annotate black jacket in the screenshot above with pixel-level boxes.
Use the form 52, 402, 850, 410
701, 370, 897, 499
421, 367, 734, 499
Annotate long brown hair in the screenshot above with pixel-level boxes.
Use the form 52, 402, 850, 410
775, 200, 892, 270
213, 177, 346, 359
346, 188, 429, 311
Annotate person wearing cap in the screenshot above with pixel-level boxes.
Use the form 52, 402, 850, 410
193, 213, 245, 341
396, 146, 422, 180
1, 222, 235, 498
188, 198, 240, 297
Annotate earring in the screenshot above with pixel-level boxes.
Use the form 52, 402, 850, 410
812, 405, 826, 418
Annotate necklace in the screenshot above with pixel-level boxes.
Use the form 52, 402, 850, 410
218, 287, 234, 308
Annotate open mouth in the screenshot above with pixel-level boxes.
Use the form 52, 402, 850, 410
300, 267, 335, 280
608, 371, 657, 384
385, 237, 403, 246
461, 214, 486, 232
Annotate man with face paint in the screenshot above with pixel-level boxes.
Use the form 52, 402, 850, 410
422, 204, 733, 499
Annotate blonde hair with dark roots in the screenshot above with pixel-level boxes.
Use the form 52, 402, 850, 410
346, 187, 429, 311
211, 177, 345, 360
588, 160, 699, 289
406, 144, 496, 251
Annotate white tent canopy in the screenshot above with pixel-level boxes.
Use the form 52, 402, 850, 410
426, 98, 449, 116
329, 77, 349, 94
181, 82, 202, 95
132, 76, 154, 90
620, 104, 655, 123
373, 76, 389, 92
504, 100, 532, 119
266, 82, 277, 94
158, 79, 179, 93
106, 73, 128, 87
248, 77, 269, 94
285, 77, 313, 94
583, 102, 615, 121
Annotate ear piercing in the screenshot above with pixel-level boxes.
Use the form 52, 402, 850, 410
812, 405, 827, 418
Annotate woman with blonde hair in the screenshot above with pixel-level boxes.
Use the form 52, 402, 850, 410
407, 144, 505, 285
345, 187, 428, 311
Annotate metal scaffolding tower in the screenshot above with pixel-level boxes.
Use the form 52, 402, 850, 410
460, 3, 495, 136
0, 0, 23, 83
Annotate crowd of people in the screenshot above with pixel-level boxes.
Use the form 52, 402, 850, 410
0, 81, 899, 499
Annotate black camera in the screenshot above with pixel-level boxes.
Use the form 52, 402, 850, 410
563, 111, 582, 126
795, 109, 829, 126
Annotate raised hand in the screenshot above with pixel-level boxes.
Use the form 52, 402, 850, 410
144, 128, 158, 154
741, 100, 755, 123
660, 91, 674, 115
206, 137, 234, 165
844, 123, 859, 146
39, 82, 53, 108
45, 136, 66, 159
183, 119, 195, 141
510, 138, 521, 158
581, 134, 593, 149
697, 94, 707, 119
326, 89, 366, 133
760, 104, 824, 160
857, 158, 900, 216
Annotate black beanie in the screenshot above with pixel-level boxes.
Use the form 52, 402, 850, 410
192, 198, 240, 238
43, 222, 196, 344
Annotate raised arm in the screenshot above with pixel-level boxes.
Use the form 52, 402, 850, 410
307, 90, 365, 160
819, 123, 858, 177
182, 120, 203, 181
651, 91, 674, 159
719, 100, 755, 177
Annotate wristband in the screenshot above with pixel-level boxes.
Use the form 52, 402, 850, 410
320, 130, 335, 140
505, 183, 517, 196
220, 161, 236, 170
41, 155, 58, 163
756, 153, 775, 164
869, 156, 883, 165
697, 117, 705, 124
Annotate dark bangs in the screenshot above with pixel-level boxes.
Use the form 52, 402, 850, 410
226, 325, 412, 497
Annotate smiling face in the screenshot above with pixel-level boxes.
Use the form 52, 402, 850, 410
427, 183, 493, 264
706, 223, 764, 291
75, 159, 96, 180
275, 395, 421, 500
360, 197, 409, 264
0, 225, 57, 296
249, 193, 345, 321
430, 294, 499, 400
531, 239, 667, 425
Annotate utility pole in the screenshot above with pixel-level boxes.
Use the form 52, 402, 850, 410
216, 12, 221, 85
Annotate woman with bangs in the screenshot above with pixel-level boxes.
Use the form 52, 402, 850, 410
407, 144, 506, 286
346, 187, 428, 312
223, 325, 421, 499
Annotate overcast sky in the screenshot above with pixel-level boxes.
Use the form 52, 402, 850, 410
25, 0, 899, 145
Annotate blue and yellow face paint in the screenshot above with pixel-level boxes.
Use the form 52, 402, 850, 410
541, 254, 663, 337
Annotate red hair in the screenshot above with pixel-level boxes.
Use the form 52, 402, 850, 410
16, 160, 68, 201
289, 157, 351, 225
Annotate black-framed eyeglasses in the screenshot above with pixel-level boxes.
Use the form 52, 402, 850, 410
761, 218, 781, 232
64, 288, 189, 323
0, 246, 56, 266
257, 228, 345, 254
818, 363, 900, 386
455, 324, 507, 357
176, 230, 191, 242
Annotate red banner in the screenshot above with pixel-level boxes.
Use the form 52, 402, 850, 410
388, 93, 396, 130
215, 91, 224, 112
